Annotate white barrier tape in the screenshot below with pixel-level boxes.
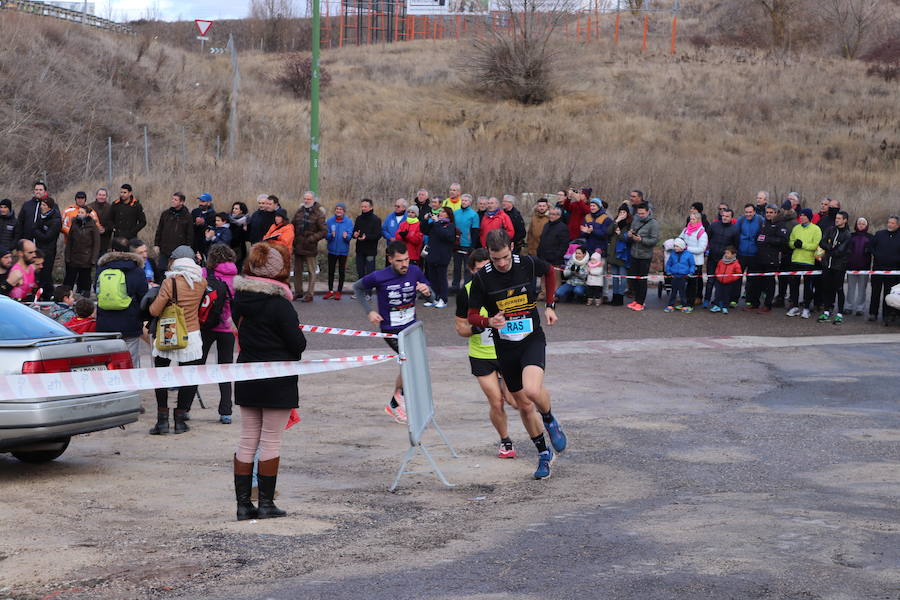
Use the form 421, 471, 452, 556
0, 354, 396, 402
299, 324, 398, 339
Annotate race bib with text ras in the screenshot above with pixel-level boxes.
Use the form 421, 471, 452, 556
498, 317, 533, 341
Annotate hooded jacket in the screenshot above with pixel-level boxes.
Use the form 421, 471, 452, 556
206, 262, 238, 333
396, 219, 424, 260
526, 209, 549, 256
353, 210, 383, 255
819, 225, 852, 271
583, 210, 613, 255
292, 202, 327, 256
34, 206, 62, 257
95, 251, 150, 338
666, 248, 696, 277
263, 221, 295, 250
678, 224, 708, 266
64, 215, 100, 268
755, 219, 789, 268
326, 214, 354, 256
715, 257, 743, 285
629, 214, 660, 260
537, 219, 570, 266
586, 252, 605, 286
0, 208, 16, 251
110, 197, 147, 240
13, 197, 42, 243
563, 252, 589, 286
232, 275, 306, 409
737, 214, 764, 257
155, 206, 193, 255
869, 227, 900, 270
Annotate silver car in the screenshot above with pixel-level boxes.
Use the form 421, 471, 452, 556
0, 295, 141, 462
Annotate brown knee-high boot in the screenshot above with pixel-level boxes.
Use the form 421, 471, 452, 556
257, 457, 287, 519
234, 455, 258, 521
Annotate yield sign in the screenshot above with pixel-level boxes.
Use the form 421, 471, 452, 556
194, 19, 214, 36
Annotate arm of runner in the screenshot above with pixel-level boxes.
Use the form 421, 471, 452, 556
416, 281, 432, 297
543, 262, 557, 303
352, 279, 375, 315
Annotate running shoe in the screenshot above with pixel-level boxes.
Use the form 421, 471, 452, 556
786, 307, 801, 317
627, 301, 638, 310
219, 415, 232, 424
632, 303, 645, 311
498, 441, 516, 459
729, 301, 738, 308
833, 313, 843, 325
681, 306, 693, 313
702, 300, 711, 309
801, 308, 811, 319
323, 291, 334, 300
721, 307, 729, 314
664, 305, 675, 312
334, 292, 342, 301
423, 301, 434, 307
434, 299, 447, 308
710, 305, 722, 313
384, 394, 407, 424
817, 311, 830, 322
533, 450, 555, 480
674, 304, 683, 310
545, 417, 567, 453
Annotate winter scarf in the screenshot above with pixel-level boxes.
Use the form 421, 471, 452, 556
165, 258, 203, 289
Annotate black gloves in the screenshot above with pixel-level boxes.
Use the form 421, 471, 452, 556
794, 239, 803, 249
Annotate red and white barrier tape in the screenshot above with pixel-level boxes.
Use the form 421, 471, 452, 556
299, 324, 398, 338
556, 267, 900, 280
0, 354, 396, 402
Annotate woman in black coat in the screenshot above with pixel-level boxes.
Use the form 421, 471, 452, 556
230, 242, 306, 521
420, 206, 457, 308
34, 198, 62, 295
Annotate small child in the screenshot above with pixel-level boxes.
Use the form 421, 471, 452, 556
64, 298, 97, 333
556, 247, 589, 303
205, 212, 233, 251
47, 285, 76, 323
710, 246, 743, 314
664, 238, 695, 313
585, 251, 605, 306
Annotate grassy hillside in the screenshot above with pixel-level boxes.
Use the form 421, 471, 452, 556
0, 11, 897, 242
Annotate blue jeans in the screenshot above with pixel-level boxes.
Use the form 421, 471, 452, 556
556, 283, 586, 302
668, 276, 687, 306
609, 263, 628, 295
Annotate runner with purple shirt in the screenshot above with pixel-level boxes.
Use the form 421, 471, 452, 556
352, 240, 432, 423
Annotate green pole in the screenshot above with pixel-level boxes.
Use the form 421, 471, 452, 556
309, 0, 321, 195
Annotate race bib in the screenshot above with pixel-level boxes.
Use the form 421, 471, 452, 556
498, 317, 533, 341
389, 307, 414, 328
479, 328, 494, 346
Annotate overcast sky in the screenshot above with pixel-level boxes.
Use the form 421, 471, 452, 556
109, 0, 252, 21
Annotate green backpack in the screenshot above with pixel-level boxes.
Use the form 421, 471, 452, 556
97, 269, 132, 310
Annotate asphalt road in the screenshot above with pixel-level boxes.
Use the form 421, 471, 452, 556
173, 336, 900, 600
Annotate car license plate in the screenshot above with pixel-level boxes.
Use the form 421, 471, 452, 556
71, 365, 108, 372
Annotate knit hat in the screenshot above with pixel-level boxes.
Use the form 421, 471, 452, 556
691, 202, 704, 213
247, 245, 284, 279
334, 202, 347, 211
274, 208, 288, 220
581, 187, 593, 198
781, 200, 793, 210
589, 198, 603, 209
0, 198, 11, 210
673, 238, 687, 250
407, 205, 419, 217
799, 208, 814, 221
170, 245, 195, 260
75, 191, 87, 199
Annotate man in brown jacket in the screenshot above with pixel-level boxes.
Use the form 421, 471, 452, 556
154, 193, 194, 271
88, 187, 114, 252
292, 191, 326, 302
526, 197, 550, 256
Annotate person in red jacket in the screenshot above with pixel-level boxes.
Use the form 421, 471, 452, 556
563, 187, 592, 241
396, 205, 424, 264
709, 246, 742, 314
64, 298, 97, 333
479, 197, 514, 248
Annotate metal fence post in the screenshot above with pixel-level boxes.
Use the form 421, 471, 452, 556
143, 125, 150, 174
107, 136, 112, 189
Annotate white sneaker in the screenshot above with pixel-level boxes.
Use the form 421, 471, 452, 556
423, 301, 434, 307
786, 307, 801, 317
801, 308, 811, 319
434, 299, 447, 308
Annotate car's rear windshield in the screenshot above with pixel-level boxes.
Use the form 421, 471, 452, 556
0, 299, 75, 340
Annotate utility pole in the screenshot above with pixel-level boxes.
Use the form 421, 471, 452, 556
309, 0, 321, 194
227, 33, 240, 158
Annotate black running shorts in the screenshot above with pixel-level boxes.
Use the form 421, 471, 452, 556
469, 356, 502, 378
384, 336, 400, 354
495, 330, 546, 393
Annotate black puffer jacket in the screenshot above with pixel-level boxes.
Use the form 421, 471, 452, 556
707, 220, 740, 264
756, 219, 789, 268
0, 209, 16, 251
537, 219, 569, 266
232, 276, 307, 409
819, 225, 852, 271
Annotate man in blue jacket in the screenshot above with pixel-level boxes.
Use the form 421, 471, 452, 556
452, 194, 480, 294
737, 203, 763, 304
381, 198, 407, 245
96, 237, 150, 368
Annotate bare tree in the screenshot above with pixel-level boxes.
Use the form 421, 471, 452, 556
248, 0, 296, 51
625, 0, 646, 15
756, 0, 801, 49
457, 0, 576, 105
816, 0, 887, 59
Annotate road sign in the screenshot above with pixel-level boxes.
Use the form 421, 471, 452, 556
194, 19, 213, 36
209, 48, 226, 54
196, 36, 209, 41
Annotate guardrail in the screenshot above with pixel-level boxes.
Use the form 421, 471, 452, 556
0, 0, 133, 34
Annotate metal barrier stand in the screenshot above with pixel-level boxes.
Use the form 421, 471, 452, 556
390, 321, 458, 491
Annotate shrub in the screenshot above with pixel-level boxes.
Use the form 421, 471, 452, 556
275, 54, 332, 99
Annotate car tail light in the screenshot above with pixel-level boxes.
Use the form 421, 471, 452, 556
22, 351, 134, 374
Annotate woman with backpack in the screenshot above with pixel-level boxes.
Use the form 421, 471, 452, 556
63, 205, 100, 296
148, 254, 207, 435
231, 242, 306, 520
200, 244, 238, 424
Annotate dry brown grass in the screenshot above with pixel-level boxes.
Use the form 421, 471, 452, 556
0, 12, 898, 245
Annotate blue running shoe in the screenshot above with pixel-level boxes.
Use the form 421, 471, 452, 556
545, 418, 567, 453
533, 450, 554, 480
